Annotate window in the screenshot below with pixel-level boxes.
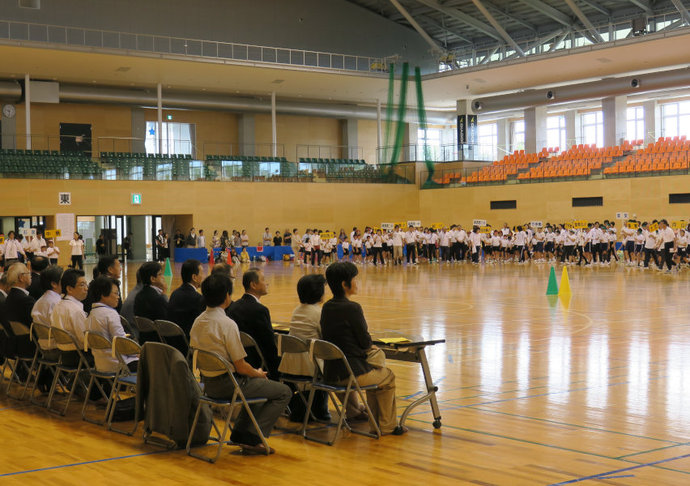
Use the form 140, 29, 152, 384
510, 120, 525, 152
130, 166, 143, 181
491, 200, 517, 210
581, 111, 603, 147
417, 127, 441, 161
156, 163, 172, 181
103, 169, 116, 180
627, 106, 645, 141
189, 160, 204, 180
145, 121, 194, 156
221, 160, 242, 179
572, 196, 603, 207
547, 115, 566, 151
477, 123, 497, 161
661, 101, 690, 139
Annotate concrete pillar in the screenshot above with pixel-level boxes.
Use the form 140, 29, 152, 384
524, 106, 547, 153
238, 114, 255, 156
341, 119, 358, 159
602, 95, 627, 147
129, 215, 147, 261
131, 108, 146, 154
564, 110, 576, 150
1, 105, 17, 149
496, 118, 509, 157
644, 100, 657, 144
25, 73, 31, 150
156, 83, 163, 154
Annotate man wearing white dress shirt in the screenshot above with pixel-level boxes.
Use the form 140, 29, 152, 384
30, 265, 64, 353
50, 268, 90, 367
658, 219, 677, 272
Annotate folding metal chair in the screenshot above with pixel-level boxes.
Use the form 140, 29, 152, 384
240, 331, 267, 370
107, 336, 141, 435
24, 322, 61, 405
303, 339, 381, 445
119, 315, 136, 338
154, 319, 190, 359
277, 334, 316, 433
186, 348, 270, 462
133, 316, 159, 344
5, 321, 36, 399
46, 327, 91, 416
81, 332, 118, 425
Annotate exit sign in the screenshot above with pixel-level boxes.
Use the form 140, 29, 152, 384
131, 193, 142, 205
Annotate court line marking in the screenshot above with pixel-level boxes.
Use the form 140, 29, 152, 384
548, 452, 690, 485
467, 407, 680, 445
0, 450, 170, 477
615, 443, 689, 459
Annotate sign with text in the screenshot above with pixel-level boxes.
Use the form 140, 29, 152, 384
381, 223, 395, 231
473, 219, 487, 227
407, 220, 422, 228
573, 220, 588, 229
431, 222, 445, 230
55, 213, 75, 241
457, 114, 478, 145
20, 228, 37, 238
479, 226, 493, 234
671, 220, 687, 230
320, 232, 334, 240
131, 193, 142, 205
530, 221, 543, 228
395, 222, 407, 229
649, 222, 659, 232
564, 222, 574, 229
45, 229, 62, 238
626, 221, 639, 230
58, 192, 71, 205
615, 212, 629, 219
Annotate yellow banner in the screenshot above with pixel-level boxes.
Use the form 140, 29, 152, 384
372, 227, 381, 234
479, 226, 493, 234
45, 229, 62, 238
395, 222, 407, 229
573, 220, 588, 229
564, 222, 574, 230
321, 232, 334, 239
431, 222, 445, 230
0, 236, 4, 244
671, 220, 686, 230
649, 222, 659, 232
626, 221, 639, 230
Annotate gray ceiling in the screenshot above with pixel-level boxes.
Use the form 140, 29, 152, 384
345, 0, 684, 52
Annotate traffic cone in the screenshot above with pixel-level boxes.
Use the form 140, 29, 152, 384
559, 265, 571, 295
208, 249, 214, 268
546, 266, 559, 295
227, 250, 233, 266
164, 257, 173, 277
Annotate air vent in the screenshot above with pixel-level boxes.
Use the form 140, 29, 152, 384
572, 196, 603, 207
490, 200, 517, 210
669, 193, 690, 204
18, 0, 40, 9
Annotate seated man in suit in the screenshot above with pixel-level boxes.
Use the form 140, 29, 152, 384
191, 274, 290, 455
226, 268, 280, 380
168, 259, 205, 338
5, 262, 36, 327
134, 261, 168, 343
27, 255, 49, 300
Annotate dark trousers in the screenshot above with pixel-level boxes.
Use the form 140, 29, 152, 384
662, 242, 675, 270
372, 247, 384, 265
71, 255, 83, 269
644, 248, 657, 268
405, 243, 416, 263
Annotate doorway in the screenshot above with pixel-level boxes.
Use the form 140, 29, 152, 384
60, 122, 92, 157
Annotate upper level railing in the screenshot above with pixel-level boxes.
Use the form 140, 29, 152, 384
0, 19, 392, 74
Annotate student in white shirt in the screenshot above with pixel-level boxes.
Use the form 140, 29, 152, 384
310, 229, 322, 266
69, 232, 84, 270
642, 223, 659, 269
674, 229, 687, 266
404, 227, 417, 264
50, 268, 90, 367
514, 226, 527, 263
46, 240, 60, 265
3, 231, 26, 266
302, 229, 313, 266
372, 230, 384, 266
469, 227, 482, 264
658, 219, 676, 272
439, 228, 450, 263
351, 233, 363, 264
31, 265, 64, 353
340, 237, 350, 262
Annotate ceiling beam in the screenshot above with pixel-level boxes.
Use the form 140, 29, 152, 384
469, 0, 526, 56
417, 14, 473, 44
627, 0, 653, 16
483, 0, 537, 31
563, 0, 605, 42
388, 0, 445, 52
517, 0, 573, 27
670, 0, 690, 25
578, 0, 610, 17
414, 0, 504, 41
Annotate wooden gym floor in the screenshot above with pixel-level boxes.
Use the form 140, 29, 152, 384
2, 260, 690, 485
